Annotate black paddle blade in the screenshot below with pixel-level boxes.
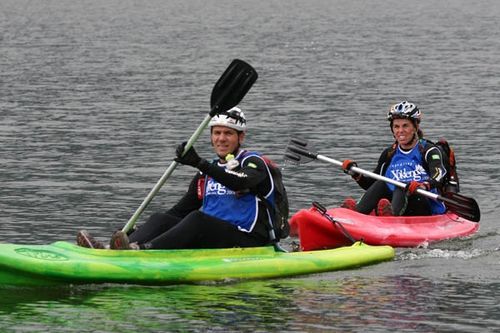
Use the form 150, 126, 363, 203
441, 192, 481, 222
284, 137, 316, 164
210, 59, 258, 116
289, 137, 308, 148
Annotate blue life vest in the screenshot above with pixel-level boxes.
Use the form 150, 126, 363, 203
201, 150, 274, 232
384, 143, 446, 214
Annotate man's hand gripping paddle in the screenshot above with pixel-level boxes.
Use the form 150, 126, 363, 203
122, 59, 258, 233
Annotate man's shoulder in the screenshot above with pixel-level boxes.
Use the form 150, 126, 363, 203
243, 154, 267, 166
238, 150, 269, 169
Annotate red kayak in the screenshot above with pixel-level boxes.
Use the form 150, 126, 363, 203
290, 206, 479, 251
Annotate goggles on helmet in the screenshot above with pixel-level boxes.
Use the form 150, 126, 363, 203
209, 106, 247, 132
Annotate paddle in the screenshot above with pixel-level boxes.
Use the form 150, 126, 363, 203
312, 201, 357, 244
122, 59, 258, 233
285, 137, 481, 222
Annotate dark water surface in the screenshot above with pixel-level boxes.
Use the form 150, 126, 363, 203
1, 0, 500, 331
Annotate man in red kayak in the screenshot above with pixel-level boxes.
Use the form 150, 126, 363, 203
341, 101, 447, 216
77, 107, 277, 249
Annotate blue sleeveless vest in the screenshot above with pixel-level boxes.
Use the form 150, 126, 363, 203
201, 150, 274, 232
384, 142, 446, 214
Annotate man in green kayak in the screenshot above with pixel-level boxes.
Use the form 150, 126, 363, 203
340, 101, 447, 216
77, 106, 277, 249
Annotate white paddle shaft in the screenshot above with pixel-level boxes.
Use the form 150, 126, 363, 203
316, 154, 440, 201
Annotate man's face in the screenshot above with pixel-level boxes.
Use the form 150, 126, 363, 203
210, 126, 245, 159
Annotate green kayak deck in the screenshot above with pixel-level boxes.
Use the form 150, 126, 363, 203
0, 241, 394, 287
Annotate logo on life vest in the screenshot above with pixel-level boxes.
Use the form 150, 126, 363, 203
205, 178, 236, 196
389, 163, 428, 182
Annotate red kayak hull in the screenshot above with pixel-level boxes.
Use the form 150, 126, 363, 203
290, 207, 479, 251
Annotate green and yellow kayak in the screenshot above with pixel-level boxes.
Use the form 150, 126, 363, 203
0, 241, 394, 287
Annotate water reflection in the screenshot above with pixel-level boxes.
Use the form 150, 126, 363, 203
1, 276, 499, 332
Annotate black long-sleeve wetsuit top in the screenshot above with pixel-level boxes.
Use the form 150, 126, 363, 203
355, 139, 447, 191
166, 153, 273, 240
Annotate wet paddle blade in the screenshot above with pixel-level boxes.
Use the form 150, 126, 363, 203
210, 59, 258, 116
284, 137, 317, 164
441, 192, 481, 222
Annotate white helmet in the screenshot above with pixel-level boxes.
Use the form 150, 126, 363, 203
209, 106, 247, 132
387, 101, 421, 124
